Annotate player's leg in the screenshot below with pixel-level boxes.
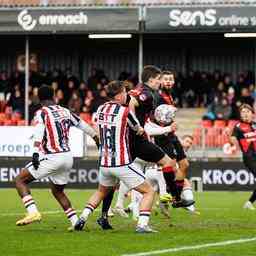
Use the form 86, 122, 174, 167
176, 158, 189, 197
181, 179, 200, 215
74, 166, 117, 231
173, 137, 189, 198
113, 181, 129, 217
15, 167, 41, 226
243, 158, 256, 210
50, 182, 79, 228
131, 189, 143, 220
97, 187, 115, 230
133, 181, 156, 233
119, 162, 156, 233
75, 184, 111, 230
134, 138, 180, 205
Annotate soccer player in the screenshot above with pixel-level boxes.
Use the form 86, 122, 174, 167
227, 104, 256, 210
145, 70, 191, 202
129, 65, 192, 208
74, 81, 156, 233
15, 85, 99, 228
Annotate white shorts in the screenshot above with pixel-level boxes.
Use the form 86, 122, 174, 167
99, 163, 145, 190
26, 151, 73, 185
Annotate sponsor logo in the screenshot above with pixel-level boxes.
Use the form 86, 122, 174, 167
17, 9, 88, 31
0, 167, 98, 184
203, 169, 256, 185
169, 9, 217, 27
18, 10, 37, 31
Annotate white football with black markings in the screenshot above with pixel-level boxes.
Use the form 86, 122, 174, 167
154, 104, 177, 125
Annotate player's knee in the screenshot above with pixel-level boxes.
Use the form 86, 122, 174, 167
179, 159, 189, 171
14, 169, 28, 186
159, 155, 176, 168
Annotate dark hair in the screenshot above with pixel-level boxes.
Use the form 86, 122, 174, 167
141, 65, 161, 83
105, 80, 125, 98
38, 85, 54, 101
239, 103, 254, 113
162, 70, 174, 76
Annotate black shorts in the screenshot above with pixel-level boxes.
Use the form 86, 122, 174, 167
154, 134, 186, 162
130, 135, 165, 163
243, 154, 256, 177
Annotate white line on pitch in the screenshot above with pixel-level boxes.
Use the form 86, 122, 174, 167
121, 237, 256, 256
0, 209, 102, 216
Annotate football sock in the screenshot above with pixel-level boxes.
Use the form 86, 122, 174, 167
131, 190, 143, 219
162, 167, 180, 200
102, 188, 115, 218
137, 209, 151, 227
249, 189, 256, 203
176, 180, 185, 197
182, 187, 194, 201
65, 208, 78, 226
116, 182, 129, 209
22, 195, 39, 214
81, 203, 96, 220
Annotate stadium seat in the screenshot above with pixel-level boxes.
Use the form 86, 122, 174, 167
17, 120, 26, 126
3, 119, 14, 126
205, 128, 217, 147
214, 120, 226, 128
11, 112, 22, 122
193, 127, 202, 146
0, 113, 6, 121
201, 120, 213, 128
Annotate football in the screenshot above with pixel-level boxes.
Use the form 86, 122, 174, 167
154, 104, 177, 125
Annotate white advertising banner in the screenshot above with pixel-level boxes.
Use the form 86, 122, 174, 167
0, 127, 84, 157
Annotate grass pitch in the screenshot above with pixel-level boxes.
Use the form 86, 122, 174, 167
0, 189, 256, 256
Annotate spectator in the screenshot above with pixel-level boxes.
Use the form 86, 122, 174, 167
68, 91, 82, 115
213, 97, 232, 121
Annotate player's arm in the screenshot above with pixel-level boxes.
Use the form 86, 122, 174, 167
224, 125, 239, 151
31, 110, 46, 169
70, 112, 99, 148
128, 95, 139, 113
127, 110, 144, 135
144, 120, 177, 136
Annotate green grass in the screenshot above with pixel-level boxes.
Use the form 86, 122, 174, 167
1, 189, 256, 256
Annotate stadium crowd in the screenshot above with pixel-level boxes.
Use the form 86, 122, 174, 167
0, 68, 255, 124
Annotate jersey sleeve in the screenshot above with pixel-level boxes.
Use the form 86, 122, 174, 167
144, 120, 171, 136
129, 87, 153, 107
231, 124, 240, 138
32, 110, 46, 143
127, 110, 141, 131
70, 112, 97, 138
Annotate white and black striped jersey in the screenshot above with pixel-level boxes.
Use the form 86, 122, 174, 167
96, 101, 141, 167
33, 105, 96, 154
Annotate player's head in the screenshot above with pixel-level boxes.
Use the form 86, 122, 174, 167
181, 135, 193, 152
105, 80, 127, 104
141, 65, 161, 90
161, 70, 175, 90
38, 85, 54, 102
239, 104, 254, 123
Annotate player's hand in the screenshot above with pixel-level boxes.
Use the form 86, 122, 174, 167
169, 122, 177, 132
136, 126, 144, 136
223, 143, 236, 155
93, 135, 100, 149
32, 152, 40, 170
